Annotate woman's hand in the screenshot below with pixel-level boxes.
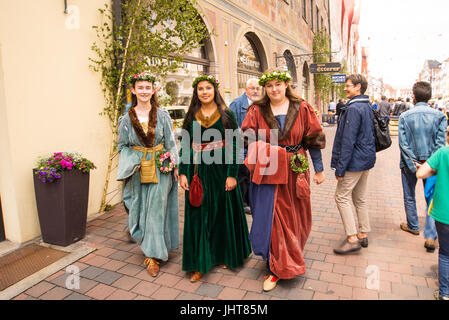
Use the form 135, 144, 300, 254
313, 172, 325, 185
225, 177, 237, 191
134, 165, 141, 174
179, 174, 189, 191
173, 168, 179, 182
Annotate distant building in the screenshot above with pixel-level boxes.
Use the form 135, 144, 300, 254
419, 60, 442, 98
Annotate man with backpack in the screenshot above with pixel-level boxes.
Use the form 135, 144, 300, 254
398, 81, 447, 252
331, 74, 376, 254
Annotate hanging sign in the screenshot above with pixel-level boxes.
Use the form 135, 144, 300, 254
310, 63, 341, 74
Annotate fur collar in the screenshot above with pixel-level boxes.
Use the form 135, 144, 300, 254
259, 101, 300, 142
128, 106, 157, 147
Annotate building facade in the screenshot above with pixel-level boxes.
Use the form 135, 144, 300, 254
0, 0, 330, 244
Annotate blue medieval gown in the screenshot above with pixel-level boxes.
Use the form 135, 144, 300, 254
117, 108, 179, 261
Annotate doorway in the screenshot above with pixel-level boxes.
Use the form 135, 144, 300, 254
0, 196, 5, 242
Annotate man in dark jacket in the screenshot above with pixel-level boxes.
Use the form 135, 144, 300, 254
331, 74, 376, 254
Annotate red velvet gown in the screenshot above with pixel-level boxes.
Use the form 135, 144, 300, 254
241, 100, 325, 279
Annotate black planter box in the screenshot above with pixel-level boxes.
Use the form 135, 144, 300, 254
33, 169, 90, 246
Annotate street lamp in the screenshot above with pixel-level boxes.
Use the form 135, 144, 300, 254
64, 0, 69, 14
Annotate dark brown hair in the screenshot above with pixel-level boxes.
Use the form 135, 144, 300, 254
182, 80, 236, 130
347, 74, 368, 95
413, 81, 432, 103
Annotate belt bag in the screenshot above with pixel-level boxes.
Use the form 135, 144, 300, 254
133, 145, 163, 184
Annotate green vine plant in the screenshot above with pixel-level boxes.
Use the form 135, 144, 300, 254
312, 28, 333, 111
89, 0, 210, 212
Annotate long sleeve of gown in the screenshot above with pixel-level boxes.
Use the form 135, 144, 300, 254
162, 110, 179, 165
116, 116, 141, 181
309, 148, 324, 173
178, 124, 190, 177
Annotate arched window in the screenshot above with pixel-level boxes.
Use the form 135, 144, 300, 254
283, 50, 298, 90
237, 33, 267, 96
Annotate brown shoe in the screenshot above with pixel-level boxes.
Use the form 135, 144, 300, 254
144, 258, 160, 277
400, 223, 420, 236
424, 239, 436, 253
190, 271, 203, 283
333, 239, 362, 255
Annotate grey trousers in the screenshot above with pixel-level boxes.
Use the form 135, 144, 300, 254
335, 171, 371, 236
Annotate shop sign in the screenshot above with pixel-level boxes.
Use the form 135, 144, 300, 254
310, 63, 341, 74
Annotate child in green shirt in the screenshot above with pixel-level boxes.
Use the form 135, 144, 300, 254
417, 129, 449, 300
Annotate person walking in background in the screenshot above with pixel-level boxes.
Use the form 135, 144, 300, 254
406, 97, 414, 110
331, 74, 376, 255
378, 95, 392, 127
179, 75, 251, 283
241, 68, 326, 291
416, 128, 449, 300
230, 78, 262, 214
398, 81, 447, 252
117, 73, 179, 277
328, 100, 337, 113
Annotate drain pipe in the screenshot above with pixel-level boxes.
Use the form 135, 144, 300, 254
64, 0, 69, 14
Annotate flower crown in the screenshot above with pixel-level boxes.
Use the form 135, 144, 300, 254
258, 71, 292, 87
128, 72, 157, 85
192, 75, 220, 88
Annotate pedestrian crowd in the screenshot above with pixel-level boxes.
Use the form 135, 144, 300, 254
116, 70, 449, 300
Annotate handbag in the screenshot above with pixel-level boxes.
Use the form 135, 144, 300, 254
189, 150, 204, 207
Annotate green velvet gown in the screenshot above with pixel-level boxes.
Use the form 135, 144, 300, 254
179, 108, 251, 274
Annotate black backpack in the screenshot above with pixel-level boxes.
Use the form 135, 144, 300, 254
372, 109, 392, 152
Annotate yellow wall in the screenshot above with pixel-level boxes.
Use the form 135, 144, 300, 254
0, 0, 117, 243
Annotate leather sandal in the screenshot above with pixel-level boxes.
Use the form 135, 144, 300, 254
144, 258, 160, 277
190, 271, 203, 283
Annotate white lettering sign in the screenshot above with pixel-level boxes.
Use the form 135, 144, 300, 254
65, 5, 80, 30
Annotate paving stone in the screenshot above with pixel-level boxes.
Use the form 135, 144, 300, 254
39, 286, 72, 300
151, 286, 181, 300
195, 283, 224, 298
131, 281, 161, 297
94, 270, 123, 285
64, 292, 92, 300
106, 289, 138, 300
85, 283, 117, 300
25, 281, 56, 298
217, 287, 246, 300
80, 266, 106, 280
175, 292, 204, 300
111, 275, 141, 291
108, 250, 134, 261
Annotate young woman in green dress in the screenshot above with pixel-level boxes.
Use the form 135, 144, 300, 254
179, 75, 251, 282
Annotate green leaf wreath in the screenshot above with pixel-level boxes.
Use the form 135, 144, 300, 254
290, 154, 309, 174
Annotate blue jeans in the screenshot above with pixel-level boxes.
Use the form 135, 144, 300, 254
435, 221, 449, 297
401, 167, 438, 239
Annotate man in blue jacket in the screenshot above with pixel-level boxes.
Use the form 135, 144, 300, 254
331, 74, 376, 254
398, 81, 447, 252
230, 78, 262, 214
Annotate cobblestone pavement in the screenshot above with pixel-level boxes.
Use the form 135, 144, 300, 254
12, 126, 439, 300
